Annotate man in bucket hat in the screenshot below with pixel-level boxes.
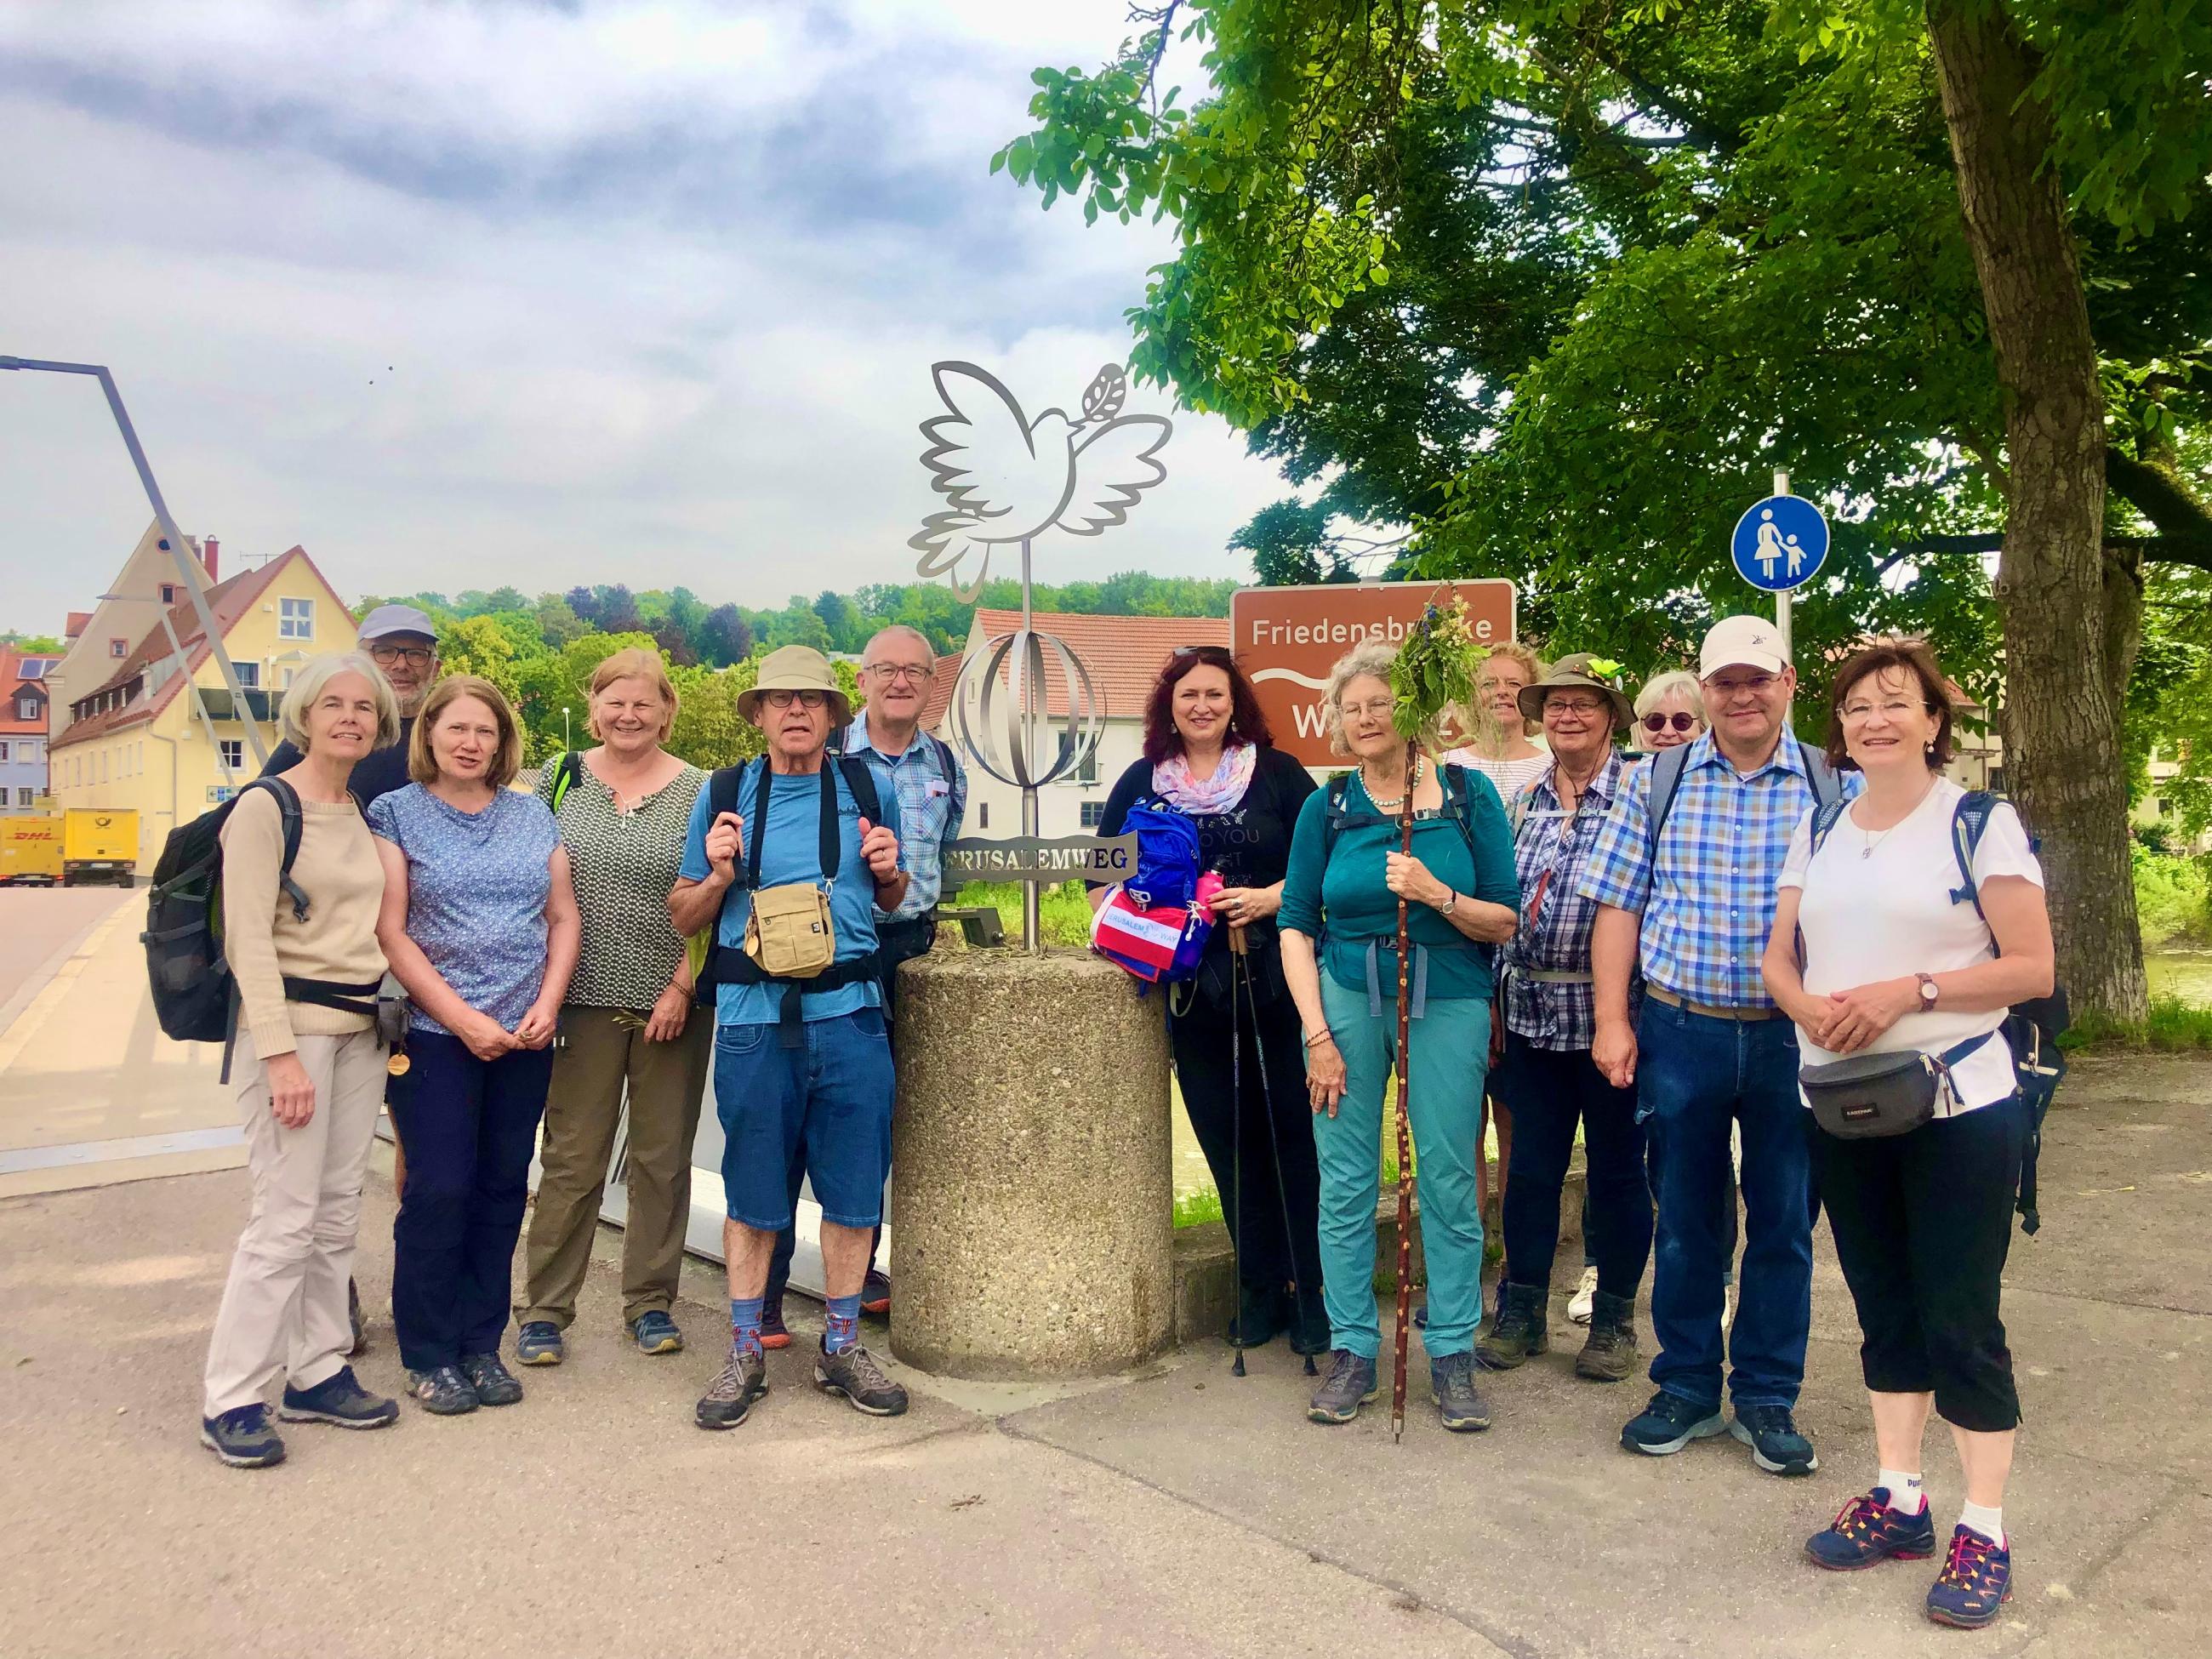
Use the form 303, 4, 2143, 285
1577, 618, 1850, 1477
669, 645, 910, 1428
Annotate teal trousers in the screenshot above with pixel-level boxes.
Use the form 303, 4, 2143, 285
1312, 978, 1491, 1358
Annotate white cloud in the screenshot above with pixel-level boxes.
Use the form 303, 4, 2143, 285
0, 2, 1284, 625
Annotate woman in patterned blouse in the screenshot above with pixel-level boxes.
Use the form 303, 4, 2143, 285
516, 649, 711, 1367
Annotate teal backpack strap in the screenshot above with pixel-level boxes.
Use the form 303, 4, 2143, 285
1806, 796, 1852, 861
1951, 790, 1998, 922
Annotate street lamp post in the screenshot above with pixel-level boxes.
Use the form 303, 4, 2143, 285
0, 355, 269, 767
563, 706, 572, 754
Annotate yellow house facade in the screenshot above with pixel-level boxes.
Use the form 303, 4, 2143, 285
48, 545, 358, 876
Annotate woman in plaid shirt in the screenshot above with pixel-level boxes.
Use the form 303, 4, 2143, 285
1475, 656, 1651, 1385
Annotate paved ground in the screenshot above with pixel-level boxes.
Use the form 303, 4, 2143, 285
2, 891, 2204, 1657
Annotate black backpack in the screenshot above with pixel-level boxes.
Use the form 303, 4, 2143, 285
1807, 789, 2071, 1233
141, 777, 380, 1081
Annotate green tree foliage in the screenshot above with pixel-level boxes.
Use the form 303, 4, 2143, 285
2, 632, 66, 653
435, 615, 527, 730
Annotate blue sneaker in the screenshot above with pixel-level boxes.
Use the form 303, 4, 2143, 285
1926, 1525, 2012, 1628
1730, 1403, 1819, 1476
1621, 1390, 1727, 1456
278, 1365, 398, 1430
630, 1309, 684, 1355
200, 1403, 286, 1468
515, 1321, 564, 1366
1805, 1489, 1937, 1571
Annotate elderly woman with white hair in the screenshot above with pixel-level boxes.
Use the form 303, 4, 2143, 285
1279, 639, 1520, 1433
1631, 669, 1707, 758
200, 652, 403, 1468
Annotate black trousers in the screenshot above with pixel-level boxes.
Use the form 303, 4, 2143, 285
1170, 976, 1323, 1297
1496, 1030, 1652, 1298
1810, 1097, 2026, 1432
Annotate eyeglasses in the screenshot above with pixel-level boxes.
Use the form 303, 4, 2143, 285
1842, 697, 1930, 722
864, 663, 932, 683
761, 689, 828, 710
1641, 711, 1698, 733
1339, 697, 1397, 721
368, 644, 433, 667
1545, 697, 1608, 718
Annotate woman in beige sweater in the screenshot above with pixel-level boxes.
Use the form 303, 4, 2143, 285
199, 653, 402, 1469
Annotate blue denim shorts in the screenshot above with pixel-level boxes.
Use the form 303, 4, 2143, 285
713, 1007, 894, 1232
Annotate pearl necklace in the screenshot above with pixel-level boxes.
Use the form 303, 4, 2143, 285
1362, 754, 1424, 813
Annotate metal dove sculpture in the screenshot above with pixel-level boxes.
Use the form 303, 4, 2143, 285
909, 362, 1172, 600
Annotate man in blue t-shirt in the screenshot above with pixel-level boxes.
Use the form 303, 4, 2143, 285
670, 646, 908, 1429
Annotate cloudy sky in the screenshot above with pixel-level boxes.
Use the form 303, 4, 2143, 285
0, 0, 1293, 629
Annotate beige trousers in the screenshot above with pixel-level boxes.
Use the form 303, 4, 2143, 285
519, 1006, 711, 1329
202, 1029, 388, 1417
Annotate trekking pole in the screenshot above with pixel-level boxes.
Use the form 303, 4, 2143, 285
1227, 928, 1247, 1378
1234, 924, 1317, 1377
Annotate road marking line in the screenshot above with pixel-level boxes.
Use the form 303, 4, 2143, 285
0, 900, 139, 1075
0, 1125, 245, 1174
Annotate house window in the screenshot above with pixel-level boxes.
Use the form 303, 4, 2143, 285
14, 789, 30, 807
160, 584, 180, 604
1077, 744, 1099, 785
219, 739, 244, 772
111, 637, 128, 658
279, 597, 315, 641
16, 695, 35, 719
0, 743, 9, 762
232, 661, 259, 688
1080, 801, 1108, 828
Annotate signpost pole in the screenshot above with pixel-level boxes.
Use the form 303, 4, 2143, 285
1772, 469, 1793, 660
1019, 537, 1043, 957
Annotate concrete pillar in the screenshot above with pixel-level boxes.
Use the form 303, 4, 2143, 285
889, 949, 1172, 1378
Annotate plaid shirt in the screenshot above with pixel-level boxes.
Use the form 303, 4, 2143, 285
842, 713, 968, 921
1578, 731, 1857, 1009
1502, 751, 1629, 1051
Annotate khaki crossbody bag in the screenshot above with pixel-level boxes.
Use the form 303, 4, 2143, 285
739, 760, 848, 978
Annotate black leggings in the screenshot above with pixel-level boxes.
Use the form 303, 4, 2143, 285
1810, 1098, 2027, 1433
1497, 1030, 1651, 1298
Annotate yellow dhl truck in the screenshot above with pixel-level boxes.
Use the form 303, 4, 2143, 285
0, 816, 63, 886
61, 807, 140, 887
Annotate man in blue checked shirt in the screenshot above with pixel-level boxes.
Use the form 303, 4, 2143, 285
761, 624, 967, 1332
1579, 615, 1852, 1479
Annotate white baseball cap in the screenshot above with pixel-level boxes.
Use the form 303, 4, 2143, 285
1699, 614, 1789, 678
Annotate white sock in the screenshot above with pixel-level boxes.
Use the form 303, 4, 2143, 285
1958, 1500, 2004, 1546
1878, 1468, 1926, 1513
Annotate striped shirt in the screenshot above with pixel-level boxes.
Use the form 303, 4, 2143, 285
1502, 751, 1629, 1051
1578, 730, 1856, 1009
841, 713, 968, 920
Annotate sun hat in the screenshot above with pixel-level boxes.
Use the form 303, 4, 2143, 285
1699, 614, 1789, 678
1516, 652, 1633, 729
356, 603, 439, 643
737, 644, 852, 725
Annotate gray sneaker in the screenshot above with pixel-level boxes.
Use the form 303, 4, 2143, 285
813, 1340, 909, 1417
459, 1352, 523, 1406
1430, 1351, 1494, 1433
696, 1343, 768, 1430
1307, 1348, 1378, 1425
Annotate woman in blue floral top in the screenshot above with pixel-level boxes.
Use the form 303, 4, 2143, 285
369, 676, 579, 1417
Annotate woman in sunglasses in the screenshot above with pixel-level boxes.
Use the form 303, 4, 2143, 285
1629, 670, 1707, 760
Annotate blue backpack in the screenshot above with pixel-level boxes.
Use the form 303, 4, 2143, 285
1120, 795, 1203, 911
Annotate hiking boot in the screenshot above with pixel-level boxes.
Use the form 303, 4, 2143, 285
1566, 1263, 1599, 1325
200, 1404, 286, 1468
1286, 1284, 1331, 1356
459, 1352, 524, 1406
515, 1320, 564, 1365
758, 1294, 792, 1351
1227, 1281, 1280, 1349
695, 1343, 768, 1430
1805, 1490, 1938, 1571
278, 1365, 398, 1429
629, 1310, 684, 1355
1730, 1403, 1818, 1475
1429, 1352, 1493, 1433
346, 1277, 368, 1357
814, 1340, 909, 1417
1474, 1281, 1549, 1371
1926, 1525, 2012, 1629
1621, 1389, 1726, 1456
1307, 1348, 1377, 1425
1574, 1289, 1640, 1383
408, 1365, 479, 1416
860, 1268, 892, 1318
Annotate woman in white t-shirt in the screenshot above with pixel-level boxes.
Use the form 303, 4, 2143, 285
1762, 639, 2054, 1632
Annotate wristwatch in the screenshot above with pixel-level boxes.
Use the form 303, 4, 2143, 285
1439, 889, 1458, 916
1915, 972, 1939, 1010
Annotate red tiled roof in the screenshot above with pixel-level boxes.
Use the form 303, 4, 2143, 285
916, 652, 965, 733
65, 612, 92, 640
968, 610, 1229, 721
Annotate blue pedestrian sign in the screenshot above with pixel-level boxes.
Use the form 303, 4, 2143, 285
1731, 494, 1829, 592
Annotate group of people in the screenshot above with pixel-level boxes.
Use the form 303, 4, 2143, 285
195, 598, 2050, 1631
1092, 618, 2050, 1632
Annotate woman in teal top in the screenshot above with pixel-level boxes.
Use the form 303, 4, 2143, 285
1279, 639, 1520, 1433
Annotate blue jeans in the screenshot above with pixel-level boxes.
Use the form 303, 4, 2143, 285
1637, 999, 1811, 1411
714, 1009, 893, 1233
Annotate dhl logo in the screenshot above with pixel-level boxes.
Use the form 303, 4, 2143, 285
5, 827, 58, 842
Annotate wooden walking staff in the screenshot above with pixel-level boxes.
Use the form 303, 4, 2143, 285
1385, 600, 1484, 1444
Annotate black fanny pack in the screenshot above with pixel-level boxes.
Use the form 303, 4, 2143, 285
1800, 1033, 1996, 1140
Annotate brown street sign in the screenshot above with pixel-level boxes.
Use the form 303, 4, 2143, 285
1229, 580, 1519, 767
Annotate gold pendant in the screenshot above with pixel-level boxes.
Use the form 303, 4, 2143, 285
386, 1052, 412, 1077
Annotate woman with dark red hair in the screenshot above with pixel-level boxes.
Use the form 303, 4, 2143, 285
1092, 646, 1325, 1354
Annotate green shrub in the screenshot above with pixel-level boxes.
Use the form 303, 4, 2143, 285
2132, 846, 2211, 946
2062, 993, 2212, 1052
949, 880, 1095, 948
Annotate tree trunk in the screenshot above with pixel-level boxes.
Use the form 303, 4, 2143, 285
1926, 0, 2148, 1025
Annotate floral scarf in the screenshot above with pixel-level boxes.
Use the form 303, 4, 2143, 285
1154, 743, 1257, 815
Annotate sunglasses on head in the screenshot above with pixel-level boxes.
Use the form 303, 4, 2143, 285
1641, 711, 1698, 733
